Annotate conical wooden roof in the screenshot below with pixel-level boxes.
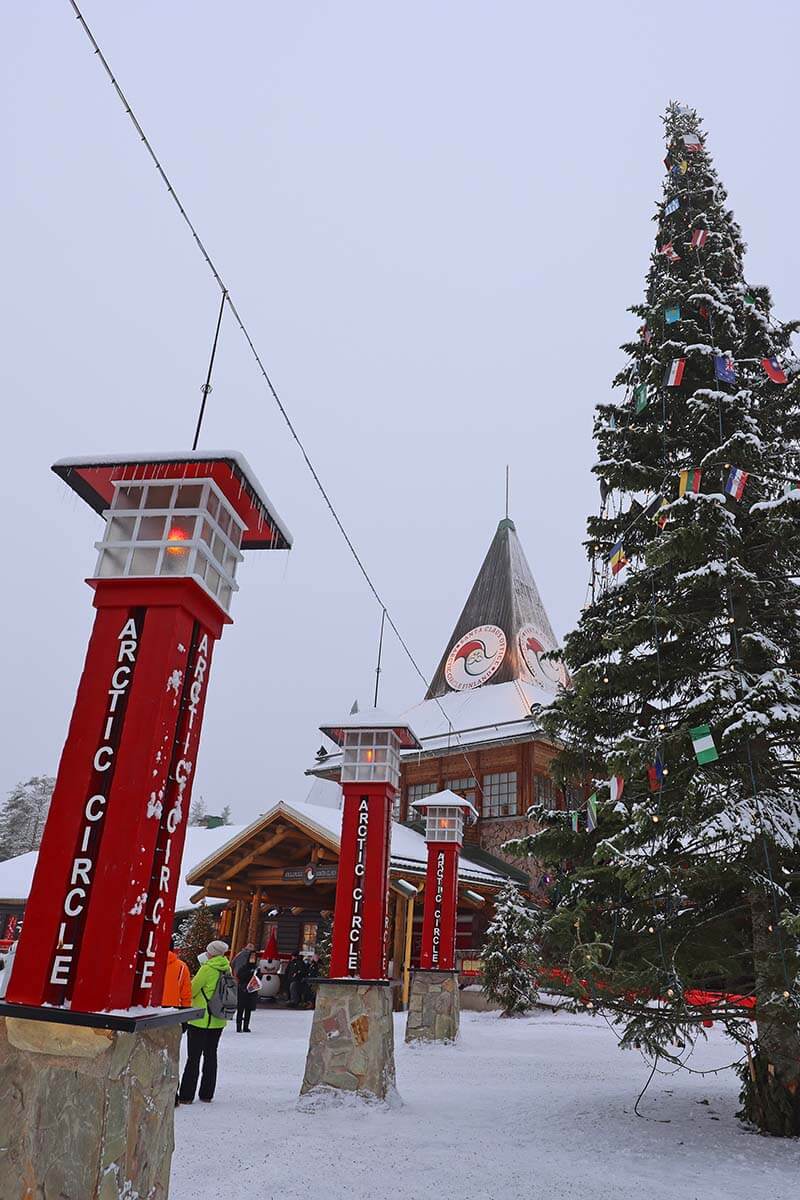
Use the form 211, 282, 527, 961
426, 518, 563, 699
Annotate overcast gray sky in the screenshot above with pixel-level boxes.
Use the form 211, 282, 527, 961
2, 1, 798, 825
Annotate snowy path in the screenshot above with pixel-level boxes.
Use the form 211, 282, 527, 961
171, 1008, 798, 1200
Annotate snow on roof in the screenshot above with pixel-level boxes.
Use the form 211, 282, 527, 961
187, 799, 508, 890
319, 705, 421, 748
313, 680, 550, 773
0, 824, 246, 913
0, 796, 508, 917
51, 450, 293, 549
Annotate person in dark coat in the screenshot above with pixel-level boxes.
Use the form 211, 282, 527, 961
284, 950, 307, 1007
235, 950, 262, 1032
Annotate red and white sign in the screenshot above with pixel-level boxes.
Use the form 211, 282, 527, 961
329, 786, 395, 981
444, 625, 506, 691
518, 623, 567, 691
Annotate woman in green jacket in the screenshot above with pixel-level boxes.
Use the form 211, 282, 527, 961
178, 940, 231, 1104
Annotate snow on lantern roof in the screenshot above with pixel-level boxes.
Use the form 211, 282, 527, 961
319, 705, 422, 749
409, 788, 479, 823
51, 450, 292, 551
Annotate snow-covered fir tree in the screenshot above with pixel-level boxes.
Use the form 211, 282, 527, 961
0, 776, 54, 861
510, 104, 800, 1135
174, 903, 220, 974
220, 804, 233, 825
480, 882, 540, 1016
188, 795, 208, 826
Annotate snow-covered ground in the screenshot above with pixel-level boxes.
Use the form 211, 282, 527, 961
171, 1008, 798, 1200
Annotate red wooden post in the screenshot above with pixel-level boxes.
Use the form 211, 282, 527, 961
320, 710, 420, 981
7, 452, 290, 1013
409, 790, 478, 973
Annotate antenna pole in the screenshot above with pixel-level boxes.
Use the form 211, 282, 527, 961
192, 289, 227, 451
373, 607, 387, 707
505, 465, 509, 519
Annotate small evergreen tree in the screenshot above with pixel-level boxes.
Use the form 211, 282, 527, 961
174, 904, 220, 974
220, 804, 233, 825
513, 103, 800, 1135
314, 922, 332, 977
0, 776, 55, 861
188, 795, 207, 827
480, 882, 540, 1016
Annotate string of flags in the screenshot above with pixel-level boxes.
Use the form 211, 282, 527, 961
690, 228, 707, 249
632, 350, 788, 406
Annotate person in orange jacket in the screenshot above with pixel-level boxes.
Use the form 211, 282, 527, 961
162, 936, 192, 1009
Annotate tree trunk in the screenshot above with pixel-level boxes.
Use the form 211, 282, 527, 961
740, 892, 800, 1136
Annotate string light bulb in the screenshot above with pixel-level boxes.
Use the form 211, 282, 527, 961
648, 925, 656, 933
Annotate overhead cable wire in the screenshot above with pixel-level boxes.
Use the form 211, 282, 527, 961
66, 0, 487, 790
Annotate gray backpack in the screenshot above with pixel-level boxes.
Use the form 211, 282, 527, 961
207, 966, 238, 1020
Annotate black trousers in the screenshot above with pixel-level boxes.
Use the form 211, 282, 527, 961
179, 1025, 224, 1102
236, 993, 256, 1031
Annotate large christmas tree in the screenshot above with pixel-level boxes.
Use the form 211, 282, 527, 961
511, 103, 800, 1135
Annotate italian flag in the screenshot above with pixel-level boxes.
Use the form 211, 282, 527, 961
690, 724, 719, 765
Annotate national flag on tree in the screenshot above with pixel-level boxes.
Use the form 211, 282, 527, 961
665, 305, 681, 324
671, 159, 688, 177
644, 494, 667, 521
647, 755, 665, 792
664, 197, 680, 216
639, 323, 652, 344
714, 355, 736, 383
691, 228, 708, 249
683, 133, 701, 151
743, 292, 756, 307
608, 540, 627, 575
679, 468, 702, 497
660, 242, 680, 262
570, 811, 579, 832
698, 304, 710, 320
725, 467, 749, 501
586, 793, 598, 832
690, 724, 719, 765
634, 383, 649, 412
609, 775, 625, 803
663, 358, 685, 387
762, 357, 788, 384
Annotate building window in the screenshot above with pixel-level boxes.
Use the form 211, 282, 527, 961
482, 772, 517, 818
535, 775, 557, 811
404, 781, 438, 824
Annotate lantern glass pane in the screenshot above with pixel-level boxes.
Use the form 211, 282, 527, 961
130, 547, 159, 575
97, 547, 129, 577
138, 515, 167, 542
107, 515, 136, 542
145, 485, 174, 509
113, 485, 143, 510
175, 484, 203, 508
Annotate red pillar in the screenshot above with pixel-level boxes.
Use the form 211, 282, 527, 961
329, 783, 395, 981
419, 842, 461, 971
8, 578, 224, 1011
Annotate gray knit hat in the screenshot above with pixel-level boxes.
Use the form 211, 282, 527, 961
206, 940, 229, 958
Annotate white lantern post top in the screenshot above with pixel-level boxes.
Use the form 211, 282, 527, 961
409, 788, 479, 844
320, 707, 420, 791
319, 706, 421, 749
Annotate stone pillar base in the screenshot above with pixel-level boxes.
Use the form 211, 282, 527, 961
300, 980, 398, 1105
405, 969, 460, 1043
0, 1014, 181, 1200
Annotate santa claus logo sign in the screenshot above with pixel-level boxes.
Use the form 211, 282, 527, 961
518, 624, 567, 691
444, 625, 507, 691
